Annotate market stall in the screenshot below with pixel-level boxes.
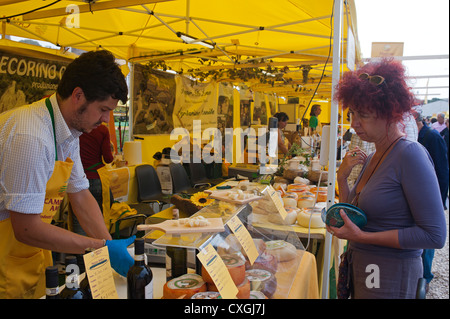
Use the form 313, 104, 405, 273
0, 0, 361, 299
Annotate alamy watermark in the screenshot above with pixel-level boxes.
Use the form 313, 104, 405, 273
169, 120, 279, 165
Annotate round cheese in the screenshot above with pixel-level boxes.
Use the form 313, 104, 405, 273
207, 277, 250, 299
163, 274, 207, 299
191, 291, 221, 299
297, 196, 315, 209
246, 269, 277, 298
297, 208, 325, 228
283, 191, 298, 200
282, 197, 297, 208
267, 207, 298, 225
265, 240, 297, 262
202, 253, 246, 286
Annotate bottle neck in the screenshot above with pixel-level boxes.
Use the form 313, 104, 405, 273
134, 253, 146, 265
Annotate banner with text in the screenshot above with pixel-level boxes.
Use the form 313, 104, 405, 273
0, 49, 69, 114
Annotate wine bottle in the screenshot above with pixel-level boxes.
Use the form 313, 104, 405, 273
45, 266, 60, 299
60, 255, 87, 299
127, 238, 153, 299
76, 252, 92, 299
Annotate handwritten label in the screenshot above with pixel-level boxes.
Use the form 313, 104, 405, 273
268, 185, 287, 219
83, 246, 118, 299
227, 216, 259, 265
196, 244, 238, 299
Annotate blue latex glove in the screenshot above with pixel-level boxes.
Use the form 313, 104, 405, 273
106, 236, 136, 277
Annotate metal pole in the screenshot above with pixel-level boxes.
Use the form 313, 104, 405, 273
321, 0, 342, 299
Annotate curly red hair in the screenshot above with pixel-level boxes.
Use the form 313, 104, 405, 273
335, 58, 415, 126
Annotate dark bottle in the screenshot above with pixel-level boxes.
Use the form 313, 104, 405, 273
45, 266, 60, 299
76, 252, 92, 299
60, 255, 87, 299
127, 238, 153, 299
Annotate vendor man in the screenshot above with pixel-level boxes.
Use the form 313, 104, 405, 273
0, 50, 134, 299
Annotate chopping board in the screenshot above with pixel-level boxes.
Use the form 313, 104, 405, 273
136, 218, 224, 234
206, 190, 263, 205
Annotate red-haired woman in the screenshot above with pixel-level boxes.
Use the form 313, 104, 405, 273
330, 58, 446, 299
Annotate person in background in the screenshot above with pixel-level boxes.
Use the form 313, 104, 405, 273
440, 118, 449, 170
309, 104, 322, 133
332, 58, 446, 299
0, 50, 134, 299
74, 124, 115, 235
273, 112, 291, 156
413, 106, 449, 292
431, 113, 446, 133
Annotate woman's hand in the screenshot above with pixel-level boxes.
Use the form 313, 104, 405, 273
337, 146, 368, 181
326, 209, 363, 241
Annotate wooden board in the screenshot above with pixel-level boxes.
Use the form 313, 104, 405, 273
136, 218, 224, 234
207, 190, 263, 205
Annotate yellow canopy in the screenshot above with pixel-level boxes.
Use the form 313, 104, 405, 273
1, 0, 361, 100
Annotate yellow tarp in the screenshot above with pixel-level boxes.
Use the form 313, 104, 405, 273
1, 0, 361, 100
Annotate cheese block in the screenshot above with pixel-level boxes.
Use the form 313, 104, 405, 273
207, 277, 250, 299
191, 291, 222, 299
316, 191, 327, 202
202, 253, 246, 286
297, 208, 325, 228
267, 207, 298, 225
265, 240, 297, 262
246, 269, 277, 298
163, 274, 207, 299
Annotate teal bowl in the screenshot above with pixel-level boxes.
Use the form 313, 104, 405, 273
321, 203, 367, 228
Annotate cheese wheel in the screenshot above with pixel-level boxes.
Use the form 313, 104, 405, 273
208, 278, 250, 299
316, 191, 327, 202
207, 277, 250, 299
287, 183, 308, 192
282, 197, 297, 208
267, 207, 298, 225
191, 291, 221, 299
265, 240, 297, 262
283, 191, 298, 200
246, 269, 277, 298
163, 274, 207, 299
202, 253, 246, 286
297, 208, 325, 228
297, 196, 315, 209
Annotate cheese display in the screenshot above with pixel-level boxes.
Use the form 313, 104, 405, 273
265, 240, 297, 262
163, 274, 207, 299
247, 252, 278, 274
246, 269, 277, 298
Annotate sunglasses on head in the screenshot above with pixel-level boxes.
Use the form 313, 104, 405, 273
359, 73, 385, 86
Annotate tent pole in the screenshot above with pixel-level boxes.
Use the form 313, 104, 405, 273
321, 0, 342, 300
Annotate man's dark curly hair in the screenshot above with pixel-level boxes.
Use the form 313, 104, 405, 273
57, 50, 128, 104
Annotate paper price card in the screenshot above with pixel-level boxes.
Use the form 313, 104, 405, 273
227, 216, 259, 265
83, 246, 118, 299
197, 244, 238, 299
268, 185, 287, 219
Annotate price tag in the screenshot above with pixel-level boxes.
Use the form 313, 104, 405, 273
227, 216, 259, 265
268, 185, 287, 219
196, 244, 238, 299
83, 246, 118, 299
